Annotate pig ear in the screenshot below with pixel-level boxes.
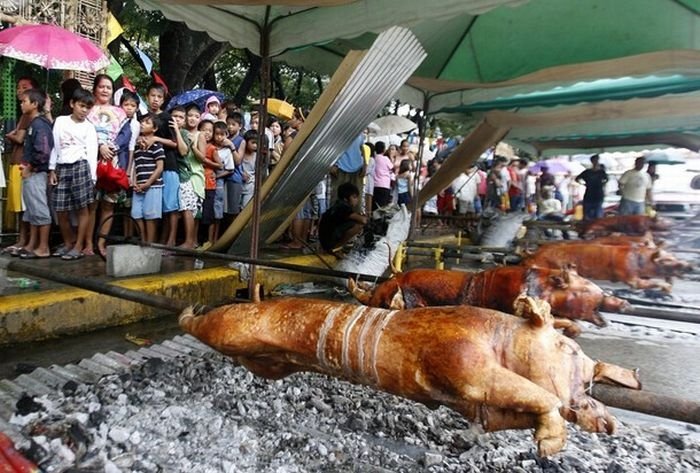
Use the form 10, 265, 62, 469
389, 287, 405, 310
513, 294, 552, 328
348, 278, 371, 304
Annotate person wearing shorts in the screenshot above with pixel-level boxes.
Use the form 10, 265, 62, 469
18, 88, 53, 259
49, 88, 98, 260
131, 114, 165, 243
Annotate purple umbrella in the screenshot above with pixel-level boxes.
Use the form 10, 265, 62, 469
530, 160, 570, 174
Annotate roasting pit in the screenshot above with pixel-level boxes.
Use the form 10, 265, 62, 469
4, 334, 700, 472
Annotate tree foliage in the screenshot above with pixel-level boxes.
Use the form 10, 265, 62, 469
106, 1, 327, 111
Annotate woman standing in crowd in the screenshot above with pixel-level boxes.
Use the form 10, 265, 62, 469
372, 141, 392, 209
87, 74, 127, 257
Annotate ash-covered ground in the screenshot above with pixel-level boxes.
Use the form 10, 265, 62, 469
10, 351, 700, 473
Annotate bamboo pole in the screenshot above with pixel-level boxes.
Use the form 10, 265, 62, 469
592, 384, 700, 425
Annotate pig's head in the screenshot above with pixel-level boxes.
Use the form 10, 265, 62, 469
512, 295, 640, 439
652, 249, 693, 276
527, 266, 627, 326
651, 216, 674, 232
348, 278, 405, 309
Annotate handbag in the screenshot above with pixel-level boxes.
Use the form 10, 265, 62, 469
96, 159, 130, 193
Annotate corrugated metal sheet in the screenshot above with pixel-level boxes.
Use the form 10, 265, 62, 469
229, 26, 426, 253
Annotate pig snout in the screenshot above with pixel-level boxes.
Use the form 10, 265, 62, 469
600, 295, 629, 313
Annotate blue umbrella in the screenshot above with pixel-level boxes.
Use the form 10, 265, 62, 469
166, 89, 225, 112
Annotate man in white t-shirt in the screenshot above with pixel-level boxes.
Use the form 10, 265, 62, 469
618, 156, 652, 215
452, 165, 481, 214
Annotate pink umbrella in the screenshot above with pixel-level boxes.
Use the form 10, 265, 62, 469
0, 24, 109, 72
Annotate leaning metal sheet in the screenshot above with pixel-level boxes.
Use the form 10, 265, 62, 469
229, 26, 426, 253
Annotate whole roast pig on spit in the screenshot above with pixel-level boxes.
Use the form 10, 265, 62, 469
576, 215, 673, 239
522, 241, 691, 292
348, 266, 627, 332
180, 295, 641, 457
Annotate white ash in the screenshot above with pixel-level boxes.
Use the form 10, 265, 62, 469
10, 353, 700, 472
335, 204, 411, 279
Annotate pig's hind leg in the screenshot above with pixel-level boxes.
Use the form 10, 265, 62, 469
424, 348, 568, 457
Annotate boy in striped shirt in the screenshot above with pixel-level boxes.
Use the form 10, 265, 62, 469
131, 114, 164, 242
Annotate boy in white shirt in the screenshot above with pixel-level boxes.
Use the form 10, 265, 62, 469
49, 88, 98, 260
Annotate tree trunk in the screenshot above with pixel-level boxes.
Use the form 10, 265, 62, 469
202, 69, 218, 91
271, 64, 285, 100
233, 51, 262, 107
159, 22, 229, 93
293, 69, 304, 103
315, 73, 324, 95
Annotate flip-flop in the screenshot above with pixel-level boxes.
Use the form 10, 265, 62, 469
0, 245, 21, 255
20, 251, 50, 259
61, 249, 84, 261
51, 245, 71, 257
11, 247, 28, 257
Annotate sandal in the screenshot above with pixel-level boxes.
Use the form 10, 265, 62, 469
20, 250, 50, 259
1, 245, 21, 255
61, 249, 84, 261
51, 245, 71, 258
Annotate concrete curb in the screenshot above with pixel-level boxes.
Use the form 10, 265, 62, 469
0, 254, 336, 346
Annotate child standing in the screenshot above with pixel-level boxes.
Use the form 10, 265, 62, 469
49, 88, 98, 260
131, 114, 165, 243
173, 106, 204, 249
224, 113, 244, 222
3, 76, 40, 255
96, 90, 139, 256
18, 89, 53, 259
211, 121, 236, 244
396, 159, 413, 206
194, 120, 218, 248
240, 129, 258, 208
143, 83, 179, 247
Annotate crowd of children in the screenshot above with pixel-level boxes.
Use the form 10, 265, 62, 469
1, 74, 318, 260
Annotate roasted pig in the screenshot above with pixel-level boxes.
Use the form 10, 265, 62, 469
348, 266, 626, 330
576, 215, 673, 239
522, 242, 691, 292
180, 296, 641, 457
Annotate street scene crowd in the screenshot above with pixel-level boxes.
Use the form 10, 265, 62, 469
1, 74, 658, 260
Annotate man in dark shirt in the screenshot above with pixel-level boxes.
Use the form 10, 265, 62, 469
319, 182, 367, 255
575, 154, 608, 220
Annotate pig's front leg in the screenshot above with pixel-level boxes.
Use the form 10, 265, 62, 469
628, 277, 672, 293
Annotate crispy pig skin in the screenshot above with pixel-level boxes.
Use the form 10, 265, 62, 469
180, 296, 640, 457
523, 241, 691, 292
349, 266, 619, 327
576, 215, 673, 238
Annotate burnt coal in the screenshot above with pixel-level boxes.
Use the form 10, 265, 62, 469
6, 350, 700, 472
16, 393, 42, 415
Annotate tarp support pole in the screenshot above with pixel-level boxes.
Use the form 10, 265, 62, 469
249, 14, 272, 298
409, 93, 430, 238
417, 120, 509, 207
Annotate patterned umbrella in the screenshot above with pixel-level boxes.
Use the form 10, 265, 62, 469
167, 89, 225, 112
0, 23, 109, 72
